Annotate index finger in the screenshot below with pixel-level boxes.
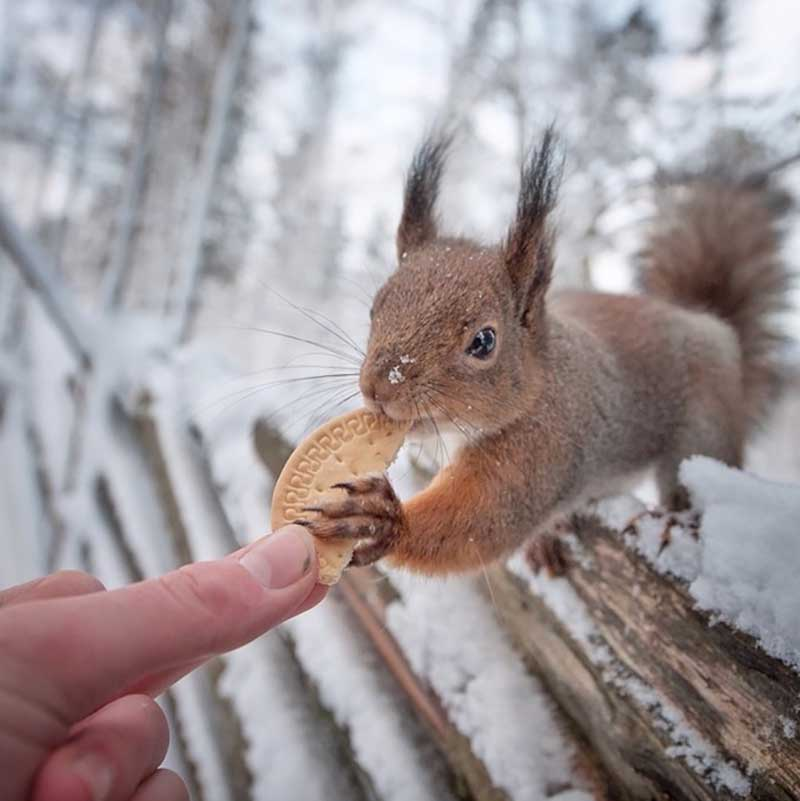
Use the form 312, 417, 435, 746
0, 526, 320, 723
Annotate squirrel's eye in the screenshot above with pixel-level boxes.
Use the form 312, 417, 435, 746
467, 327, 496, 359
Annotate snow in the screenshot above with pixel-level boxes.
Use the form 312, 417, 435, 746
779, 716, 797, 740
386, 571, 593, 801
593, 496, 703, 582
680, 457, 800, 672
218, 636, 362, 801
286, 595, 455, 801
170, 673, 235, 801
0, 390, 49, 586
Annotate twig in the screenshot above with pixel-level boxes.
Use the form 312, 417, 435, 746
0, 202, 92, 369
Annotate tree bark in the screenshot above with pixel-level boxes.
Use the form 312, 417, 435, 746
487, 516, 800, 801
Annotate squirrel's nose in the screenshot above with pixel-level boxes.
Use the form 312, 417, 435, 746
360, 369, 398, 409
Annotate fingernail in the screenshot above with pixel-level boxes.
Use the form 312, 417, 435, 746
240, 526, 315, 589
70, 751, 114, 801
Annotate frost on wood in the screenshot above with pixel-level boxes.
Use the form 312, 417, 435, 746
607, 457, 800, 673
506, 554, 751, 797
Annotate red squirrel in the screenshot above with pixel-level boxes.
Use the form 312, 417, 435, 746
298, 128, 792, 575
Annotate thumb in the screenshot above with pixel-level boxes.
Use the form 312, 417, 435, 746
0, 526, 321, 724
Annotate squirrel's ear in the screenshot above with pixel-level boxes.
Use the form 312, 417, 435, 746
396, 133, 452, 263
503, 127, 562, 326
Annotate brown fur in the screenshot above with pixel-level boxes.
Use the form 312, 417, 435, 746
638, 182, 793, 430
305, 132, 793, 575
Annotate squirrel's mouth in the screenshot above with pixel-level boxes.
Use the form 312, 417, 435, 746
363, 395, 446, 431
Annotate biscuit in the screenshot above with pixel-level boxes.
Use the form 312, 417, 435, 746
270, 408, 408, 585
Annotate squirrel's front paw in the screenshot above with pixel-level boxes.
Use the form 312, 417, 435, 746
298, 474, 406, 568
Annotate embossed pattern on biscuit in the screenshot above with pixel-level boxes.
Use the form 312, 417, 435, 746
270, 408, 408, 585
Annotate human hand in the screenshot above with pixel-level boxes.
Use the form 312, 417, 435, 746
0, 525, 325, 801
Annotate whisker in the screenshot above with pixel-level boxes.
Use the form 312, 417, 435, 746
424, 391, 495, 465
201, 377, 357, 430
472, 540, 498, 614
191, 373, 359, 417
251, 384, 359, 444
338, 275, 376, 309
300, 304, 365, 357
420, 394, 450, 468
226, 325, 362, 365
238, 362, 360, 377
426, 379, 584, 452
299, 387, 363, 435
257, 282, 365, 358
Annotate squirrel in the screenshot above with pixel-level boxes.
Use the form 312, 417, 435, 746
297, 127, 792, 575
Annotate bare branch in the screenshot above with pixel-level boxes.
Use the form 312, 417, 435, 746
50, 0, 112, 267
759, 149, 800, 177
170, 0, 251, 343
0, 202, 92, 368
102, 0, 174, 310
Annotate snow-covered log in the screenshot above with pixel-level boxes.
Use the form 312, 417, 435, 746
490, 507, 800, 801
340, 569, 511, 801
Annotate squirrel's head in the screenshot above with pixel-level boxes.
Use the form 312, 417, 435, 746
361, 128, 562, 435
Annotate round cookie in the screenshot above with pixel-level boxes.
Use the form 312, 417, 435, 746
270, 408, 408, 585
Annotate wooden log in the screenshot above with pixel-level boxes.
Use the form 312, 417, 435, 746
487, 516, 800, 801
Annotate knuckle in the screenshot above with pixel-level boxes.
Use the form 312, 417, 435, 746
156, 566, 241, 633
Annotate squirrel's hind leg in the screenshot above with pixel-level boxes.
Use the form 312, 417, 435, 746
524, 518, 572, 577
655, 427, 743, 512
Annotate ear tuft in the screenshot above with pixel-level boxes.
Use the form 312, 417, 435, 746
397, 132, 453, 261
504, 126, 563, 323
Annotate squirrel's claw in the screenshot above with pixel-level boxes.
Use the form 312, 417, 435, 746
299, 474, 406, 566
623, 509, 702, 556
350, 537, 395, 567
302, 493, 394, 520
525, 533, 570, 577
302, 515, 396, 542
331, 476, 394, 497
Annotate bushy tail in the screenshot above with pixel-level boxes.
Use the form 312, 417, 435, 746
638, 176, 793, 430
